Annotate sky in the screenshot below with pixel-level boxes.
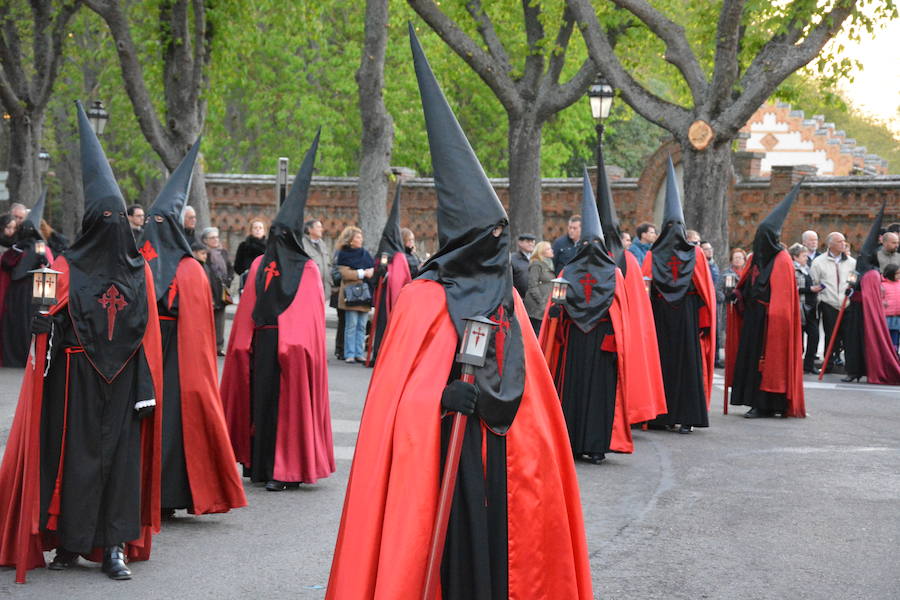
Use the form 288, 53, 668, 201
829, 13, 900, 138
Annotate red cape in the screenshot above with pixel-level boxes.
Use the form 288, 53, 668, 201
366, 252, 412, 366
327, 280, 592, 599
724, 251, 805, 417
0, 256, 163, 583
860, 270, 900, 384
171, 257, 247, 513
642, 246, 717, 407
220, 256, 334, 483
538, 270, 664, 453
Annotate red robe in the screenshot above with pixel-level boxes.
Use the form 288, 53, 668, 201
724, 251, 805, 417
642, 246, 717, 406
860, 269, 900, 385
0, 257, 163, 583
220, 256, 334, 483
327, 280, 593, 599
168, 257, 247, 513
366, 252, 412, 366
538, 270, 664, 453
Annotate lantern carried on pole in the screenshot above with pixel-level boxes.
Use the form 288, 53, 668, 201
29, 265, 62, 313
550, 277, 570, 305
422, 315, 496, 600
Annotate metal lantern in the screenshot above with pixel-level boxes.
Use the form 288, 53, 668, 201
29, 266, 62, 310
456, 316, 496, 369
550, 277, 570, 304
643, 276, 652, 294
86, 100, 109, 135
276, 157, 289, 206
38, 149, 51, 174
380, 252, 389, 268
34, 240, 46, 257
724, 273, 737, 293
847, 271, 858, 286
587, 75, 615, 121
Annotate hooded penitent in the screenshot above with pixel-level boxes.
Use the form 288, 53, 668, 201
750, 181, 801, 285
857, 199, 886, 276
67, 100, 148, 382
9, 188, 47, 281
252, 129, 318, 325
561, 168, 617, 333
139, 139, 200, 301
377, 183, 405, 257
596, 146, 627, 273
650, 157, 696, 303
411, 23, 524, 433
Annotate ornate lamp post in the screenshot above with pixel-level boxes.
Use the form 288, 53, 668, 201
86, 100, 110, 135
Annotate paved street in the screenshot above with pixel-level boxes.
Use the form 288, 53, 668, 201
0, 326, 897, 599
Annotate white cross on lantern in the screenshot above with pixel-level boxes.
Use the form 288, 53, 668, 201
29, 266, 62, 313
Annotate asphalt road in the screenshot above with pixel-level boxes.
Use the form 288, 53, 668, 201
0, 326, 897, 599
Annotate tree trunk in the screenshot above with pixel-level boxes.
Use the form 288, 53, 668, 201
356, 0, 393, 253
680, 139, 733, 260
507, 112, 544, 240
6, 114, 44, 208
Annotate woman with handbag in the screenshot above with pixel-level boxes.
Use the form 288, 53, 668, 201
337, 226, 374, 364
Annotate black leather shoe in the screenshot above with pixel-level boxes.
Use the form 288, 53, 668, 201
587, 453, 605, 464
48, 548, 79, 570
265, 480, 287, 491
101, 545, 131, 580
678, 425, 693, 434
744, 408, 761, 419
840, 375, 862, 383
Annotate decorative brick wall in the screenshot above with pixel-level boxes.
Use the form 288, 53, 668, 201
207, 161, 899, 261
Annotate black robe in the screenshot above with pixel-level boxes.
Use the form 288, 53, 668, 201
159, 297, 193, 510
249, 326, 282, 483
39, 312, 153, 553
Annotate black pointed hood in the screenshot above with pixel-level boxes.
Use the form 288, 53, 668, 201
9, 188, 48, 280
596, 146, 626, 271
752, 181, 800, 268
409, 23, 523, 434
650, 156, 696, 303
139, 138, 200, 303
857, 199, 886, 275
377, 183, 405, 257
66, 100, 148, 382
560, 168, 617, 332
252, 129, 318, 325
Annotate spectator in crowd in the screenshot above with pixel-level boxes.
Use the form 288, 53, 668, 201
0, 215, 16, 253
201, 226, 234, 355
801, 230, 820, 266
811, 231, 857, 370
524, 241, 555, 335
9, 203, 27, 225
127, 203, 145, 238
627, 221, 656, 265
302, 218, 331, 299
877, 231, 900, 271
329, 227, 354, 360
701, 240, 724, 367
552, 214, 581, 274
182, 205, 198, 241
718, 247, 746, 356
401, 227, 420, 276
887, 222, 900, 235
883, 263, 900, 352
685, 229, 701, 245
39, 219, 69, 254
511, 233, 536, 298
336, 226, 374, 364
234, 219, 267, 276
789, 243, 823, 372
191, 239, 208, 264
621, 231, 632, 250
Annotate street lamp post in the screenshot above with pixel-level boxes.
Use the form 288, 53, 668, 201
587, 74, 615, 187
86, 100, 110, 135
37, 148, 50, 178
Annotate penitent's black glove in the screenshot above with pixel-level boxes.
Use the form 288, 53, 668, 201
548, 304, 562, 319
440, 380, 478, 416
30, 314, 52, 335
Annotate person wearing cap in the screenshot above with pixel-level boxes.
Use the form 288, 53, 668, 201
725, 183, 805, 418
220, 131, 334, 492
0, 191, 53, 367
0, 101, 163, 582
327, 26, 592, 600
511, 232, 535, 298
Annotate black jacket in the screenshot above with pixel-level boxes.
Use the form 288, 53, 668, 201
234, 235, 267, 275
511, 250, 530, 298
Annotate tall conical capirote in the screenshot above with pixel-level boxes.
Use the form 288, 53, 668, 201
649, 155, 696, 303
561, 167, 616, 332
67, 99, 148, 382
21, 187, 47, 241
377, 182, 405, 256
252, 129, 320, 325
857, 199, 887, 275
752, 180, 801, 268
596, 145, 625, 264
140, 137, 201, 302
408, 22, 524, 434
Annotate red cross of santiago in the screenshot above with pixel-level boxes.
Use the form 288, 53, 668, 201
579, 273, 597, 303
264, 261, 280, 291
98, 284, 128, 341
139, 240, 158, 262
667, 255, 682, 280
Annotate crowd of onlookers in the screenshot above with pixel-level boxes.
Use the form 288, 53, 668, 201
511, 214, 900, 366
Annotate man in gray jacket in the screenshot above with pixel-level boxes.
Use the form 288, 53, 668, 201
811, 231, 856, 368
302, 219, 331, 299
